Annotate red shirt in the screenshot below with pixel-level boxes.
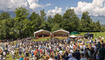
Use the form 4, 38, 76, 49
24, 57, 29, 60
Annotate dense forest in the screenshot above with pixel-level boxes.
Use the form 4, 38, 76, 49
0, 7, 104, 40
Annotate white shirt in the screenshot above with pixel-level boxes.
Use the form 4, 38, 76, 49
80, 58, 87, 60
3, 52, 6, 55
68, 57, 77, 60
83, 45, 86, 49
0, 55, 2, 59
59, 51, 63, 55
68, 53, 72, 58
48, 58, 53, 60
11, 51, 15, 55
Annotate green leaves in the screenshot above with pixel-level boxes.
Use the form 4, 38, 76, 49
29, 12, 39, 21
80, 12, 101, 32
63, 9, 80, 32
0, 7, 103, 40
15, 7, 29, 21
0, 12, 10, 20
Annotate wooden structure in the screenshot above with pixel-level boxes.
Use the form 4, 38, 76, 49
53, 29, 69, 37
34, 29, 51, 38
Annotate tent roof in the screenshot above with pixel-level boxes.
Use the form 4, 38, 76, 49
53, 29, 69, 34
34, 29, 50, 34
69, 35, 77, 38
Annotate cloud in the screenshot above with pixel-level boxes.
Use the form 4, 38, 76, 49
0, 0, 51, 11
72, 0, 105, 16
0, 0, 27, 11
44, 3, 51, 7
47, 7, 62, 16
27, 0, 41, 10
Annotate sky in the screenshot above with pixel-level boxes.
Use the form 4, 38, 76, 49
0, 0, 105, 17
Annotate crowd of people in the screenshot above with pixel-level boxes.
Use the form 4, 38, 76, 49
0, 36, 105, 60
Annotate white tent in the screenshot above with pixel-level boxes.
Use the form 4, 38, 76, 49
34, 29, 51, 38
69, 35, 77, 38
53, 29, 69, 33
53, 29, 69, 37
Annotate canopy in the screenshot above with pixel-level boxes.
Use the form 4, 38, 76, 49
71, 31, 79, 35
53, 29, 70, 37
34, 29, 51, 38
69, 35, 77, 38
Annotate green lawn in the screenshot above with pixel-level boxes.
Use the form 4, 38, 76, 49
54, 37, 68, 40
79, 32, 105, 38
32, 37, 50, 41
79, 32, 105, 41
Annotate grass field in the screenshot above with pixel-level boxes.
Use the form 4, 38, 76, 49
6, 32, 105, 60
32, 37, 50, 41
79, 32, 105, 37
54, 37, 68, 40
79, 32, 105, 41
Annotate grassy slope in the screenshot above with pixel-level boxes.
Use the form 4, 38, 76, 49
80, 32, 105, 40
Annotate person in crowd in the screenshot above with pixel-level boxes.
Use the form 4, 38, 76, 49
98, 43, 105, 60
0, 54, 2, 60
20, 56, 23, 60
11, 50, 15, 60
80, 54, 87, 60
68, 53, 77, 60
73, 50, 80, 60
0, 36, 104, 60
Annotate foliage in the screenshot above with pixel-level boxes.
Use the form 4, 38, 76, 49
0, 7, 104, 40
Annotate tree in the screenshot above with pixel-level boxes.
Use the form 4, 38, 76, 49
0, 7, 103, 40
21, 19, 32, 37
53, 14, 63, 24
0, 18, 15, 39
40, 9, 46, 19
14, 7, 29, 38
63, 9, 80, 32
101, 25, 105, 32
15, 7, 29, 21
39, 9, 47, 29
29, 12, 39, 21
95, 21, 101, 32
47, 16, 53, 31
29, 12, 42, 32
0, 12, 11, 20
81, 12, 93, 32
51, 23, 60, 31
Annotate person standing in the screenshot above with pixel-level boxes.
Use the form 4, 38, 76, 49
0, 54, 2, 60
99, 43, 105, 60
11, 50, 15, 60
68, 53, 77, 60
80, 54, 87, 60
2, 51, 6, 60
74, 50, 80, 60
24, 57, 29, 60
20, 56, 23, 60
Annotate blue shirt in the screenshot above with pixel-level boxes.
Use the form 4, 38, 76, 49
20, 57, 23, 60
